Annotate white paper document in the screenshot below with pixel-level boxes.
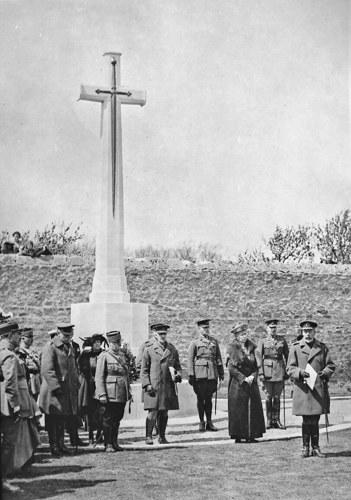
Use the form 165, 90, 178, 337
304, 363, 318, 390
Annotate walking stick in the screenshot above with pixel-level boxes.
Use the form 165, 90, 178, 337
248, 385, 251, 439
215, 384, 218, 416
283, 380, 286, 429
323, 380, 329, 444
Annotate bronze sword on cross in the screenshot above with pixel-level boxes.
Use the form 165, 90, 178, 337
79, 52, 146, 218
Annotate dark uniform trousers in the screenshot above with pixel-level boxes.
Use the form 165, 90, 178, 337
101, 402, 126, 446
146, 409, 168, 440
193, 379, 217, 423
1, 416, 19, 477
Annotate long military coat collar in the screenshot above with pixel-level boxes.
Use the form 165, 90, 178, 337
298, 338, 323, 362
148, 340, 173, 361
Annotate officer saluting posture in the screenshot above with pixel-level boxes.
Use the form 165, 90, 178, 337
256, 318, 289, 429
287, 320, 335, 458
188, 318, 224, 432
141, 323, 182, 445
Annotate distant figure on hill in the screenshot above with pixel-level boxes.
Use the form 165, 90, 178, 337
1, 231, 23, 254
19, 240, 52, 258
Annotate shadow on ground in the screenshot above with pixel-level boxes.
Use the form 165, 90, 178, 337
4, 478, 116, 500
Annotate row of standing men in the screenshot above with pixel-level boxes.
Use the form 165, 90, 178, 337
1, 312, 335, 492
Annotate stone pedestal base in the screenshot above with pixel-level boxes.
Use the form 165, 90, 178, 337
124, 383, 198, 421
71, 302, 148, 353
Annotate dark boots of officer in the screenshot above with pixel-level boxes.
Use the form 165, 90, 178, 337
265, 398, 273, 429
204, 397, 218, 431
57, 417, 74, 455
46, 415, 62, 457
67, 416, 88, 447
301, 416, 325, 458
273, 396, 285, 429
157, 411, 169, 444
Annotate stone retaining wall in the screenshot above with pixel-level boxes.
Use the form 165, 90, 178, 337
1, 255, 350, 388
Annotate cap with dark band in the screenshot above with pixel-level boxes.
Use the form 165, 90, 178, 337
48, 329, 58, 338
0, 322, 20, 338
150, 323, 170, 333
265, 318, 279, 326
21, 327, 34, 338
106, 331, 121, 341
0, 308, 13, 320
300, 320, 318, 329
57, 323, 74, 333
80, 333, 106, 346
196, 318, 211, 327
231, 323, 248, 334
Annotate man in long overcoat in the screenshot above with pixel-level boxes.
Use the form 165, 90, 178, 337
1, 323, 40, 493
188, 318, 224, 431
287, 320, 335, 458
141, 323, 182, 445
256, 318, 289, 429
39, 323, 79, 457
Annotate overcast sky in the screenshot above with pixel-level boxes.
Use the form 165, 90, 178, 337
0, 0, 350, 256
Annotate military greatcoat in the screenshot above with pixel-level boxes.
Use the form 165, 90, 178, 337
0, 339, 34, 418
287, 338, 335, 416
141, 340, 182, 411
39, 337, 79, 415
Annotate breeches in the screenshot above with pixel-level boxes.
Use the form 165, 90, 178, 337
193, 379, 217, 398
102, 402, 126, 428
263, 381, 284, 398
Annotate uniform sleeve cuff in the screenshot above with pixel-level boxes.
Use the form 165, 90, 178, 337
14, 406, 20, 413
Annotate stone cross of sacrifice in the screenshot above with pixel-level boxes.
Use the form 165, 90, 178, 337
79, 53, 146, 304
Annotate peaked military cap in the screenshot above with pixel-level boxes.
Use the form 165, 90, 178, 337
48, 329, 58, 338
57, 323, 74, 332
106, 330, 121, 341
300, 320, 318, 329
196, 318, 211, 327
21, 327, 34, 338
231, 323, 248, 334
150, 323, 170, 332
0, 322, 20, 338
265, 317, 279, 326
0, 308, 13, 321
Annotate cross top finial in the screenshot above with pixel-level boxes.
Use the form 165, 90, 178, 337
103, 52, 122, 61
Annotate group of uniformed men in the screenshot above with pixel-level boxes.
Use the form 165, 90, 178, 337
1, 308, 335, 493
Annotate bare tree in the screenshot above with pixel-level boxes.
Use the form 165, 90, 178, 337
314, 209, 351, 264
266, 225, 312, 263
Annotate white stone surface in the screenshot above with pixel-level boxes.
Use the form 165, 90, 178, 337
123, 382, 199, 421
71, 301, 148, 354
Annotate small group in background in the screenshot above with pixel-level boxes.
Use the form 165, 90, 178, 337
1, 231, 52, 257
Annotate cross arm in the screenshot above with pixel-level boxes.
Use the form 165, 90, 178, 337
78, 84, 146, 106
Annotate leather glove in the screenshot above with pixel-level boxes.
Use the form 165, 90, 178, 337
188, 375, 194, 387
245, 375, 254, 386
13, 409, 21, 423
174, 374, 182, 383
147, 385, 157, 397
52, 387, 63, 396
319, 372, 328, 381
300, 370, 310, 379
99, 396, 108, 404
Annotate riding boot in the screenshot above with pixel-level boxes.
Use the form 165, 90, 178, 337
301, 422, 310, 458
89, 428, 95, 444
197, 398, 205, 429
145, 418, 154, 445
274, 397, 285, 429
112, 423, 124, 451
265, 399, 273, 429
103, 424, 116, 452
158, 413, 169, 444
69, 425, 88, 447
46, 416, 62, 457
205, 398, 218, 431
57, 419, 74, 455
311, 423, 325, 458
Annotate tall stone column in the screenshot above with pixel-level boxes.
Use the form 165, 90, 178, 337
71, 52, 148, 353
